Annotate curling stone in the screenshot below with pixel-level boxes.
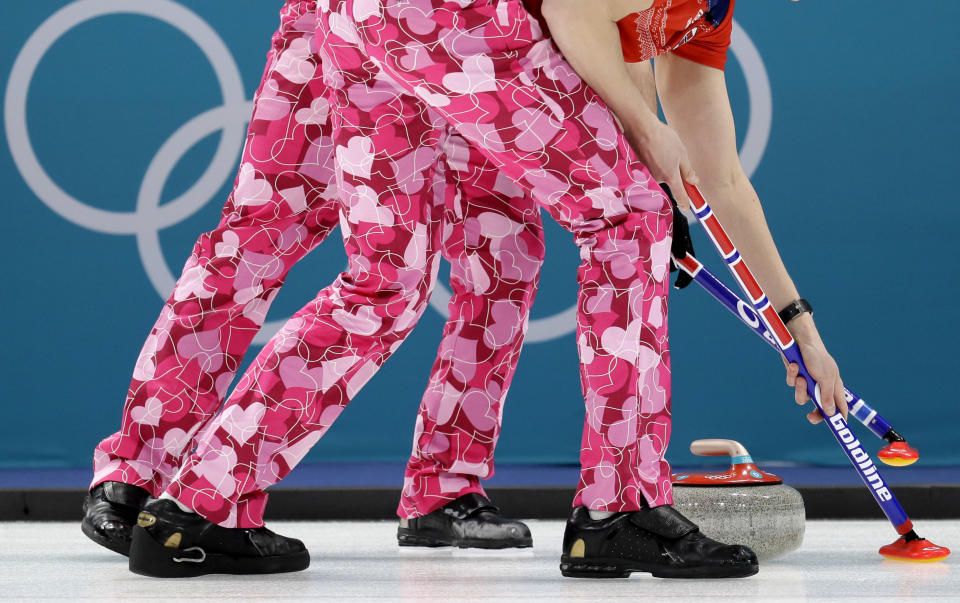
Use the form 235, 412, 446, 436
672, 439, 805, 560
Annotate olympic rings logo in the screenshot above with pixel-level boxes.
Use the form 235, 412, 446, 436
5, 1, 771, 345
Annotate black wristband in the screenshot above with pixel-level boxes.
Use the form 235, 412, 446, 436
777, 298, 813, 325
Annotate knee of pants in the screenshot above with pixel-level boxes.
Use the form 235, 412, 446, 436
449, 205, 547, 289
577, 201, 672, 247
447, 233, 545, 304
332, 251, 443, 336
493, 233, 545, 298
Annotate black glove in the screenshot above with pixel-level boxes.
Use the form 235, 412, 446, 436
660, 183, 696, 290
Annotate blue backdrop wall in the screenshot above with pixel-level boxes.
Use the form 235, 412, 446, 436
2, 1, 958, 471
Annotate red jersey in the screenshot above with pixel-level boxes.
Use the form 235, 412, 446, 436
523, 0, 735, 71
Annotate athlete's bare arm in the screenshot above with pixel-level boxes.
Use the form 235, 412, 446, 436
654, 52, 848, 423
625, 60, 657, 113
539, 0, 698, 204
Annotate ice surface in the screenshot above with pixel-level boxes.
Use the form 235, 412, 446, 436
1, 519, 955, 601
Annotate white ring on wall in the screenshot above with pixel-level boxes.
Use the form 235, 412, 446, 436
4, 0, 246, 234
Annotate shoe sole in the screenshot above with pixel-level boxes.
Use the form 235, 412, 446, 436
80, 520, 131, 557
128, 526, 310, 578
397, 529, 532, 550
560, 556, 759, 579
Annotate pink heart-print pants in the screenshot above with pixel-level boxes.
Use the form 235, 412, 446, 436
91, 0, 546, 520
159, 0, 675, 528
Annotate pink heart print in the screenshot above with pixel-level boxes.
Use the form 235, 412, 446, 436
336, 136, 375, 179
130, 396, 164, 427
442, 54, 498, 95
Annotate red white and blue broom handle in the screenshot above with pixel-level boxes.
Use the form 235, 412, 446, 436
673, 252, 900, 443
682, 182, 914, 535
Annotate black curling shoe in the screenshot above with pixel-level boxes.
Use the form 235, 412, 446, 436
560, 505, 758, 579
128, 499, 310, 578
81, 481, 150, 556
397, 493, 532, 549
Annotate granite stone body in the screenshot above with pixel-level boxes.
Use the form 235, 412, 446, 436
672, 484, 805, 560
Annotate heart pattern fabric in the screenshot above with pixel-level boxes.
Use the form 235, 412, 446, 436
92, 0, 546, 525
165, 0, 673, 528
